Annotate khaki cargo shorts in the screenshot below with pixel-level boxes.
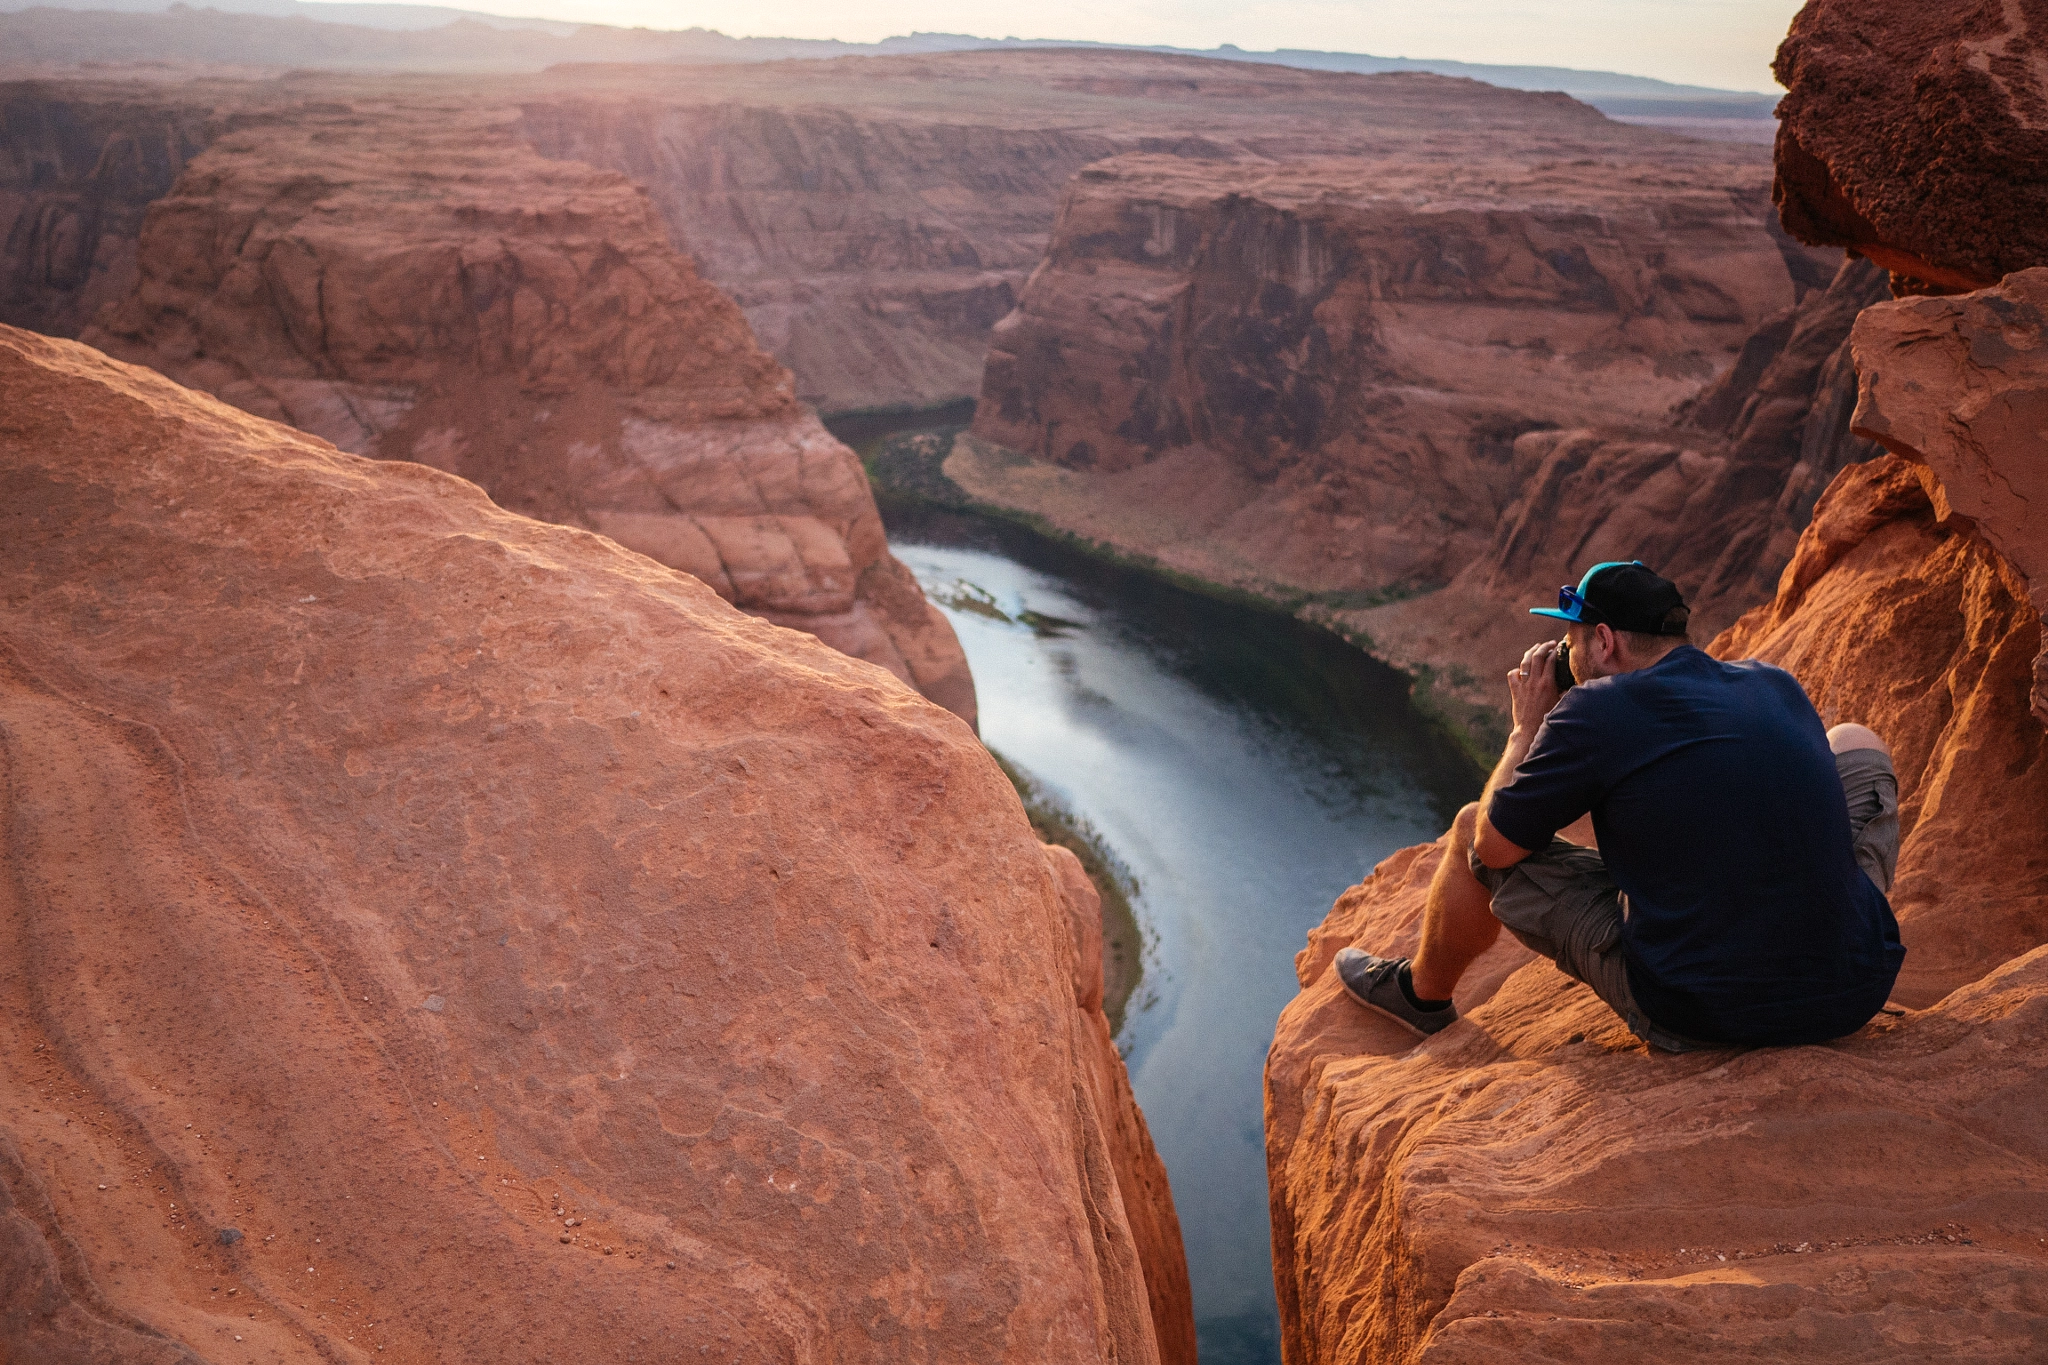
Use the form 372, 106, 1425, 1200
1468, 748, 1900, 1053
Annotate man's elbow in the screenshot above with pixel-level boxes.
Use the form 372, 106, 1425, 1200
1473, 817, 1533, 870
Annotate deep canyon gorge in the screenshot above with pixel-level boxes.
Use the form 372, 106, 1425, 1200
2, 0, 2047, 1360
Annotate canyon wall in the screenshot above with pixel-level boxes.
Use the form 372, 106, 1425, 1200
0, 84, 215, 336
0, 323, 1188, 1364
79, 101, 976, 725
953, 140, 1848, 721
1264, 275, 2048, 1365
1350, 252, 1890, 703
516, 96, 1117, 415
513, 52, 1761, 415
3, 53, 1804, 732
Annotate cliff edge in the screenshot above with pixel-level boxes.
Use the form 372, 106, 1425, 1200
0, 324, 1186, 1363
1266, 6, 2048, 1352
78, 101, 976, 726
1264, 274, 2048, 1362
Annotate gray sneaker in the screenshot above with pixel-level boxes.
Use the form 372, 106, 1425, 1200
1333, 949, 1458, 1037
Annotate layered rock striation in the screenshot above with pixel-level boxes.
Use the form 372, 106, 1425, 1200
81, 102, 975, 724
516, 93, 1117, 415
1265, 274, 2048, 1363
515, 50, 1775, 414
0, 83, 216, 337
0, 324, 1187, 1363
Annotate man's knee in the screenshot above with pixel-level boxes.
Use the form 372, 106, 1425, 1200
1448, 801, 1482, 852
1828, 722, 1890, 757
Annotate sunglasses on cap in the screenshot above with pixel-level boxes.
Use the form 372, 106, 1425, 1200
1533, 560, 1643, 626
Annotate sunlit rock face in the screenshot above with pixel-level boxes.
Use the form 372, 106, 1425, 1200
0, 324, 1185, 1365
1264, 3, 2048, 1349
79, 104, 975, 725
1264, 295, 2048, 1362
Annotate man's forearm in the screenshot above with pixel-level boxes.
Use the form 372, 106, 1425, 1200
1475, 638, 1565, 868
1470, 725, 1539, 869
1480, 725, 1538, 810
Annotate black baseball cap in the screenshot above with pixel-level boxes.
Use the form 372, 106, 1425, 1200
1531, 560, 1690, 636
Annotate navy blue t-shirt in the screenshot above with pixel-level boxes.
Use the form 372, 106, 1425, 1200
1487, 646, 1904, 1045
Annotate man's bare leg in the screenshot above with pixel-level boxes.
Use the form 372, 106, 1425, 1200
1408, 802, 1502, 1001
1828, 722, 1890, 756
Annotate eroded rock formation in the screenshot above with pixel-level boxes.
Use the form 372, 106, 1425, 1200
0, 324, 1186, 1363
1844, 270, 2048, 724
1264, 25, 2048, 1326
0, 84, 213, 336
516, 93, 1117, 415
1350, 253, 1891, 707
517, 52, 1753, 415
1265, 274, 2048, 1360
955, 144, 1847, 721
1773, 0, 2048, 294
80, 103, 975, 724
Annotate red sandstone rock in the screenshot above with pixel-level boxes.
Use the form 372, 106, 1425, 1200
0, 85, 213, 338
519, 52, 1708, 414
1773, 0, 2048, 294
1266, 279, 2048, 1360
79, 104, 975, 725
1044, 844, 1198, 1364
1844, 268, 2048, 724
1267, 841, 2048, 1362
10, 53, 1788, 418
0, 324, 1181, 1363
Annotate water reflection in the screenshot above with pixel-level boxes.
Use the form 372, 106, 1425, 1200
884, 501, 1477, 1365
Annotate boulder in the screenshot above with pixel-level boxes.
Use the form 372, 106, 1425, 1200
0, 324, 1184, 1363
80, 103, 975, 725
1772, 0, 2048, 294
1843, 268, 2048, 724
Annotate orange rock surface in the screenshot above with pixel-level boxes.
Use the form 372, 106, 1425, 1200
1264, 273, 2048, 1365
0, 324, 1184, 1363
80, 102, 975, 725
1843, 268, 2048, 724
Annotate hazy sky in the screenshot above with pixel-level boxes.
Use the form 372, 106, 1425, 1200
388, 0, 1809, 91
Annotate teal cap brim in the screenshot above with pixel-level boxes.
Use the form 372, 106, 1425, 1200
1529, 607, 1578, 621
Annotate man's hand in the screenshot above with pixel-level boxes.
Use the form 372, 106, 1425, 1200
1470, 638, 1568, 872
1506, 638, 1567, 737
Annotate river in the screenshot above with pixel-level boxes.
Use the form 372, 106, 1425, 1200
879, 497, 1479, 1364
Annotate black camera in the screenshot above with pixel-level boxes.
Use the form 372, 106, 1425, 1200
1552, 639, 1575, 691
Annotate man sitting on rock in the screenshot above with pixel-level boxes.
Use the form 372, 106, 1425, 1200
1336, 560, 1905, 1051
